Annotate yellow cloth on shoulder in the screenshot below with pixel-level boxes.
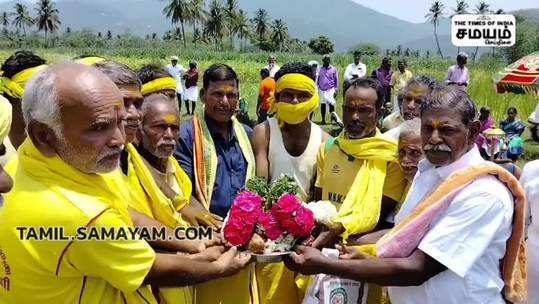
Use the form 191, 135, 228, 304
1, 139, 156, 303
103, 145, 194, 304
0, 64, 48, 99
126, 143, 191, 228
271, 73, 319, 125
141, 77, 177, 96
330, 132, 398, 240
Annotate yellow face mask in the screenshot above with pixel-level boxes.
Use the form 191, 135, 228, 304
273, 73, 319, 125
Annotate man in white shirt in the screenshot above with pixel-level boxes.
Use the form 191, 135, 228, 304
445, 52, 470, 91
165, 55, 186, 111
285, 85, 516, 304
264, 55, 280, 78
344, 51, 367, 82
522, 160, 539, 304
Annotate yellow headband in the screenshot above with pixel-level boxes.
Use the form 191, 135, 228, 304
141, 77, 177, 96
0, 64, 48, 99
75, 56, 106, 66
272, 73, 320, 124
0, 95, 12, 143
275, 73, 317, 95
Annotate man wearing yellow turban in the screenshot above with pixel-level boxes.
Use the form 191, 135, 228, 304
0, 50, 47, 149
252, 62, 330, 304
138, 64, 178, 98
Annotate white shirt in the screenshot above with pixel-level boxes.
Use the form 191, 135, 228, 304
264, 64, 280, 78
344, 62, 367, 81
165, 64, 185, 94
521, 161, 539, 304
390, 146, 514, 304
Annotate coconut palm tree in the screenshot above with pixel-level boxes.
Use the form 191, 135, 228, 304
452, 0, 468, 54
163, 0, 189, 47
204, 0, 225, 47
11, 3, 34, 35
425, 1, 444, 59
224, 0, 238, 48
35, 0, 61, 38
1, 12, 9, 31
187, 0, 206, 37
252, 8, 269, 40
472, 1, 491, 61
233, 9, 250, 51
270, 19, 288, 52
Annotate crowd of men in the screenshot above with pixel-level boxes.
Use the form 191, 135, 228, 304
0, 49, 538, 304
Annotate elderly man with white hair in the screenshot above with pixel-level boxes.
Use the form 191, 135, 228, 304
286, 85, 527, 304
0, 63, 250, 304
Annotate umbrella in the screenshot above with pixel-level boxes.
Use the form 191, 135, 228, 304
494, 51, 539, 95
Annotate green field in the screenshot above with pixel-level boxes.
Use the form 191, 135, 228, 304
1, 47, 538, 159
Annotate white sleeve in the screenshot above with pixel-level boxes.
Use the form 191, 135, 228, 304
358, 64, 366, 78
418, 182, 512, 277
445, 67, 452, 82
344, 65, 352, 81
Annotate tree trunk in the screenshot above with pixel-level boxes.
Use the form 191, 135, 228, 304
192, 23, 197, 47
434, 25, 443, 59
457, 46, 460, 56
180, 21, 186, 48
473, 46, 479, 61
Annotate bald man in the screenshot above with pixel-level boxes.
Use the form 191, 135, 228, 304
0, 63, 250, 304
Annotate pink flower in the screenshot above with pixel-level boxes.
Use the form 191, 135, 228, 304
294, 208, 315, 237
231, 191, 264, 225
224, 217, 255, 246
272, 194, 302, 222
258, 212, 284, 240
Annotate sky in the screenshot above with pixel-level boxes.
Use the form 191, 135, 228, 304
352, 0, 538, 23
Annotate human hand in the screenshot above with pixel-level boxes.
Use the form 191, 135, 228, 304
213, 246, 252, 277
283, 246, 328, 275
181, 202, 223, 230
187, 246, 225, 262
336, 245, 371, 260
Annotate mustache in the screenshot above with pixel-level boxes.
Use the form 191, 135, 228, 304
157, 140, 176, 148
125, 119, 140, 126
98, 146, 123, 160
424, 144, 452, 152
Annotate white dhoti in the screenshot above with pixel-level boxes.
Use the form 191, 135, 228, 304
319, 88, 336, 106
184, 86, 199, 102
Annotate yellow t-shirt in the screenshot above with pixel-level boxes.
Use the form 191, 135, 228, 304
0, 169, 157, 304
315, 143, 405, 207
390, 69, 413, 94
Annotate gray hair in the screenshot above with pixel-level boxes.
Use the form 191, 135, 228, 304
399, 118, 421, 141
141, 93, 179, 118
420, 85, 477, 125
21, 66, 63, 136
94, 60, 141, 88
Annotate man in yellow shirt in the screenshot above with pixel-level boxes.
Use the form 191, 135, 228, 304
0, 63, 250, 304
383, 59, 413, 131
313, 77, 405, 248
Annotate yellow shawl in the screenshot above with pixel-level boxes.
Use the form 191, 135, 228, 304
126, 144, 191, 228
330, 132, 398, 240
11, 138, 133, 225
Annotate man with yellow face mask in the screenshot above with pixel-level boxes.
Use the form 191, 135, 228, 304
252, 62, 330, 304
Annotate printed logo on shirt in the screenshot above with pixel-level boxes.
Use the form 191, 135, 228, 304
328, 192, 343, 204
331, 165, 340, 174
329, 287, 347, 304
